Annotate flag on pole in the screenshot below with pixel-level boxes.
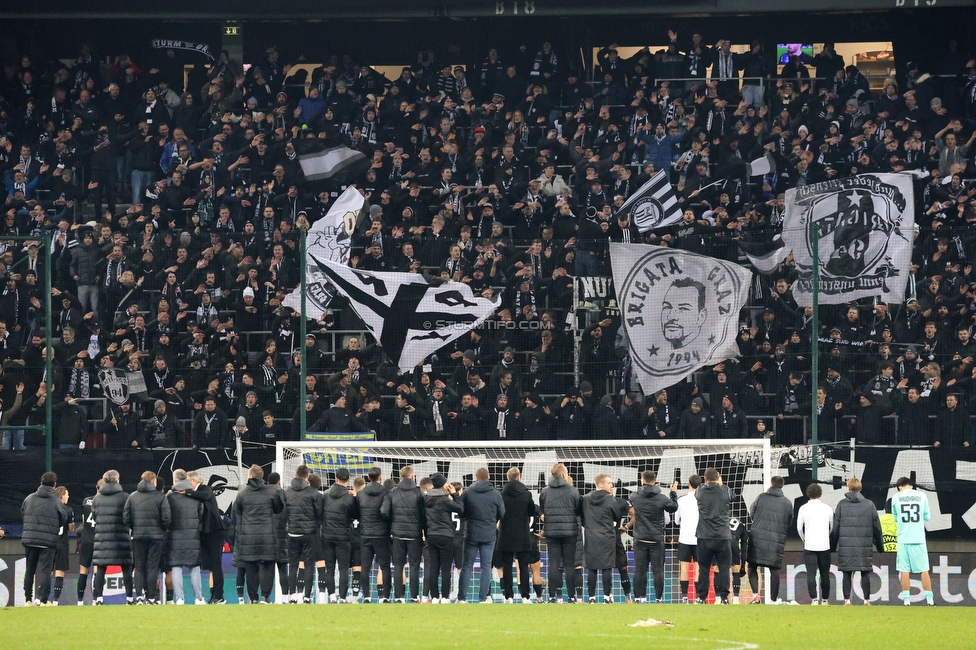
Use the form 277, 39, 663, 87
610, 243, 752, 395
282, 186, 366, 315
745, 152, 776, 177
311, 256, 501, 373
619, 170, 682, 232
294, 137, 371, 186
778, 174, 915, 306
737, 234, 789, 274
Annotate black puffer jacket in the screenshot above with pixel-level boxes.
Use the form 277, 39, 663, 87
285, 478, 323, 535
539, 476, 581, 539
498, 480, 536, 553
124, 479, 172, 541
629, 484, 678, 542
747, 486, 794, 568
581, 489, 622, 570
166, 480, 203, 566
830, 491, 883, 572
424, 488, 464, 539
272, 483, 289, 563
92, 482, 133, 566
357, 480, 390, 538
21, 485, 67, 548
322, 483, 359, 541
383, 477, 426, 540
232, 477, 285, 562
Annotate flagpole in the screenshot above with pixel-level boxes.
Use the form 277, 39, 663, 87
45, 232, 53, 472
810, 222, 819, 484
300, 227, 308, 442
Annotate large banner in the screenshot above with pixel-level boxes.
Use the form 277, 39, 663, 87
610, 243, 751, 395
783, 174, 915, 306
313, 256, 500, 373
281, 186, 365, 317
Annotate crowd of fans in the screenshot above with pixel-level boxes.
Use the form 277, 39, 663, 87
0, 34, 975, 451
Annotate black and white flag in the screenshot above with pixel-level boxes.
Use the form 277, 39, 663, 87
295, 137, 371, 186
282, 186, 365, 315
618, 170, 682, 233
97, 368, 149, 405
780, 174, 914, 306
610, 243, 751, 395
312, 256, 501, 373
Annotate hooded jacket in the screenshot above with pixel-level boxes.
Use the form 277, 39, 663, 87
830, 491, 883, 572
461, 480, 506, 543
629, 483, 678, 542
21, 484, 67, 548
357, 480, 391, 539
498, 480, 537, 553
92, 481, 133, 566
322, 482, 359, 541
166, 479, 204, 566
695, 481, 732, 540
383, 477, 426, 540
747, 486, 794, 568
581, 489, 622, 570
539, 475, 581, 539
284, 477, 323, 535
232, 477, 285, 562
124, 479, 171, 541
424, 488, 464, 539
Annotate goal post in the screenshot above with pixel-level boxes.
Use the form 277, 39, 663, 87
276, 438, 772, 603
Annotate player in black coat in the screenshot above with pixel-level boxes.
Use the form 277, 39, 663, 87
581, 474, 622, 603
627, 471, 678, 603
186, 470, 228, 603
21, 472, 68, 605
498, 469, 537, 601
91, 471, 134, 604
423, 474, 463, 601
321, 469, 359, 602
746, 477, 794, 603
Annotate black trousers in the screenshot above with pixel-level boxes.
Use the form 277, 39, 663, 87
322, 539, 351, 598
392, 537, 422, 600
803, 550, 832, 601
23, 546, 56, 602
500, 551, 532, 599
546, 536, 577, 599
361, 537, 391, 600
842, 570, 872, 601
243, 560, 274, 602
90, 168, 117, 220
200, 532, 225, 600
93, 564, 133, 599
288, 534, 317, 597
748, 563, 782, 601
633, 539, 666, 600
587, 568, 614, 598
696, 538, 731, 600
131, 539, 163, 601
426, 536, 455, 599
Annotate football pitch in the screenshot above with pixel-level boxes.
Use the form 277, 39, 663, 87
1, 603, 968, 649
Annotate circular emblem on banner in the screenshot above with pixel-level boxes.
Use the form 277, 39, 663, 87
806, 187, 894, 279
631, 196, 665, 229
618, 249, 742, 378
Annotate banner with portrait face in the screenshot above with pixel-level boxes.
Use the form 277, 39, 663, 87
610, 243, 752, 395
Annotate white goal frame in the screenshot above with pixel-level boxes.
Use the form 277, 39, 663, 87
274, 438, 772, 603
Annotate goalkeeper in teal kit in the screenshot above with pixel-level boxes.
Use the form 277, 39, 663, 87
890, 477, 934, 606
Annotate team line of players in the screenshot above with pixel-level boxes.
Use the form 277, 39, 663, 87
17, 463, 933, 606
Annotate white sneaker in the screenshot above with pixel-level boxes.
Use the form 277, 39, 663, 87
317, 592, 328, 604
396, 598, 405, 604
441, 597, 451, 604
481, 597, 493, 604
504, 598, 513, 604
421, 597, 431, 604
79, 441, 85, 449
346, 595, 358, 604
604, 596, 613, 604
588, 597, 596, 604
174, 598, 184, 605
194, 598, 206, 606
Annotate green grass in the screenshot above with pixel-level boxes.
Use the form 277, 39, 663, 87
1, 603, 969, 649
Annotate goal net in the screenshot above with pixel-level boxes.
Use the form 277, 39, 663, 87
276, 439, 771, 603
